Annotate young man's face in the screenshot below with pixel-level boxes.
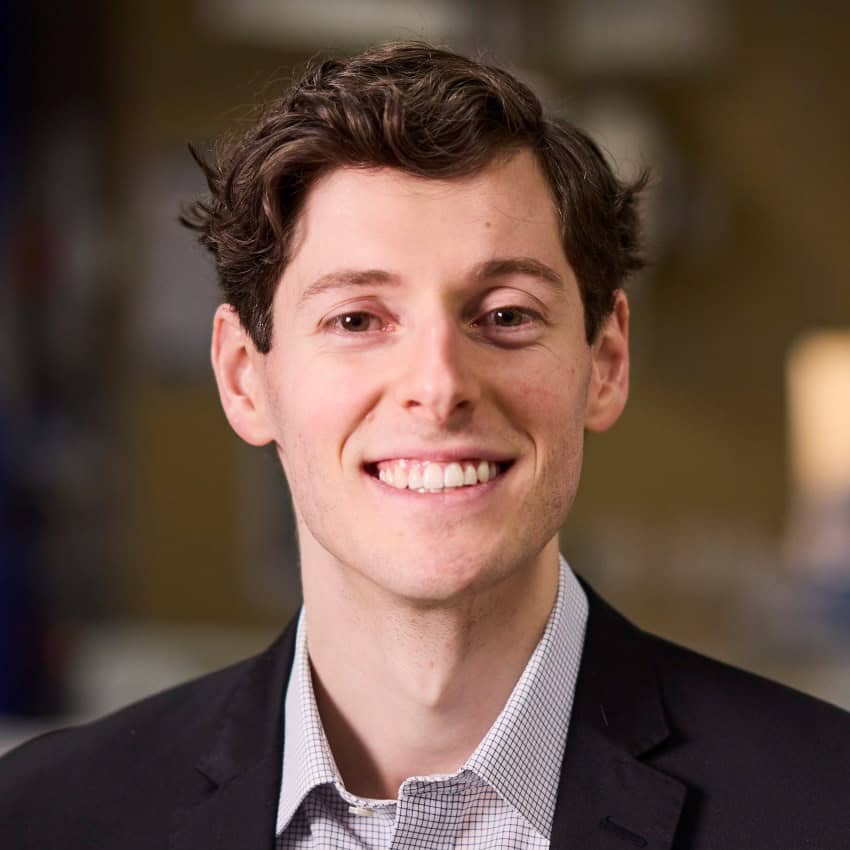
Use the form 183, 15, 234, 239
215, 148, 628, 604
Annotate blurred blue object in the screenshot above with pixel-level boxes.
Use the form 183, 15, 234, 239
0, 0, 43, 716
0, 412, 44, 715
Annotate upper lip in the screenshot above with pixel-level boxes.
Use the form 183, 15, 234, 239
363, 448, 515, 464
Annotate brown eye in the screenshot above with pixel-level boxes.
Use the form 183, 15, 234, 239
472, 305, 543, 345
493, 307, 524, 328
338, 312, 375, 332
492, 308, 527, 327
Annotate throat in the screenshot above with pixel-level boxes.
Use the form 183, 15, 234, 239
306, 586, 552, 798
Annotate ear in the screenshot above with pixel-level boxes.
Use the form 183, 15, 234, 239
210, 304, 275, 446
584, 289, 630, 432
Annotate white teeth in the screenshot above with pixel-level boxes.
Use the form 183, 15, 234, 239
408, 465, 423, 489
391, 465, 409, 489
423, 463, 444, 490
374, 458, 505, 492
444, 462, 464, 488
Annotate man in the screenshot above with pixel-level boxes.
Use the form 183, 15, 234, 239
1, 41, 848, 849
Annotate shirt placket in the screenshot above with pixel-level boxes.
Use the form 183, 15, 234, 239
389, 777, 467, 850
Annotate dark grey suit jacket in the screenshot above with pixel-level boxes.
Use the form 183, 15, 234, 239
2, 581, 849, 848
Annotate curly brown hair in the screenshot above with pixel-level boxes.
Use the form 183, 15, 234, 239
182, 41, 646, 353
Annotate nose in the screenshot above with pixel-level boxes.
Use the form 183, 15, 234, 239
394, 314, 481, 425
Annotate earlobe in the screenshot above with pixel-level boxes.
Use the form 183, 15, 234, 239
210, 304, 274, 446
584, 290, 630, 433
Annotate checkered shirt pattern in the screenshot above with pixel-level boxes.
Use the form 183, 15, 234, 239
275, 555, 588, 849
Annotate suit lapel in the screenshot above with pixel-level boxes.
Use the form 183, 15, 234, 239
170, 620, 298, 850
550, 583, 687, 849
170, 754, 282, 850
166, 582, 686, 849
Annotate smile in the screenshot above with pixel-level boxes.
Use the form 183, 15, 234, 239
366, 458, 511, 493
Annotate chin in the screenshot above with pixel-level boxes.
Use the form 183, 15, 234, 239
359, 541, 524, 607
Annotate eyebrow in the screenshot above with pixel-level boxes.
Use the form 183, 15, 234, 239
471, 256, 564, 290
296, 256, 564, 308
297, 269, 400, 308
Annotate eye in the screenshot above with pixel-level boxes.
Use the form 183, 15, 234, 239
328, 311, 383, 333
470, 304, 545, 347
479, 306, 539, 329
491, 307, 528, 327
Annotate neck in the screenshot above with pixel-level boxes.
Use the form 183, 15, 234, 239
300, 536, 560, 799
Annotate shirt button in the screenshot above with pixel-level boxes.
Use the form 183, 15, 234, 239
348, 805, 375, 817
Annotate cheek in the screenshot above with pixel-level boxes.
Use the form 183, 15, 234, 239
506, 356, 589, 511
503, 357, 588, 433
277, 351, 382, 455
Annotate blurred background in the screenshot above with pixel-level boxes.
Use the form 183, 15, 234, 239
2, 0, 850, 752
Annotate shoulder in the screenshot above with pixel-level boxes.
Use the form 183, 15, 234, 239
582, 580, 850, 758
0, 629, 291, 846
651, 626, 849, 721
647, 630, 850, 780
645, 634, 850, 845
579, 586, 850, 845
2, 651, 246, 771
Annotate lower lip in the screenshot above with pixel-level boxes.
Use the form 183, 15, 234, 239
363, 465, 511, 506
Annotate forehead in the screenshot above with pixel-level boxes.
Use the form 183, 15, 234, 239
285, 149, 566, 280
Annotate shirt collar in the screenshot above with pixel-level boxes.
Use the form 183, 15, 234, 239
276, 555, 588, 838
276, 607, 338, 835
463, 555, 588, 836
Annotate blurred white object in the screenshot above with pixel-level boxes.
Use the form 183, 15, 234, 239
788, 332, 850, 502
786, 331, 850, 579
0, 623, 276, 757
67, 623, 277, 719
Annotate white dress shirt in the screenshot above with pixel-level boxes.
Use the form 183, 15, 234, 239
275, 555, 588, 849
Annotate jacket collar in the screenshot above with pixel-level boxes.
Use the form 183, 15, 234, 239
169, 579, 686, 850
549, 579, 686, 849
170, 620, 297, 850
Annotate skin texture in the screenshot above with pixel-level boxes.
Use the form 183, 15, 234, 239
211, 148, 630, 797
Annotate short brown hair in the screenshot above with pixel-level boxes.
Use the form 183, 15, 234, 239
182, 41, 646, 353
